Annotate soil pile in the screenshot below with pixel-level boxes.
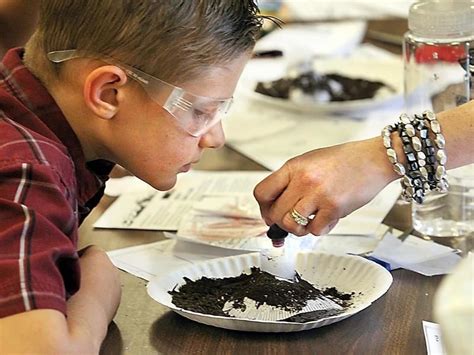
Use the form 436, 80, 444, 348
169, 267, 354, 323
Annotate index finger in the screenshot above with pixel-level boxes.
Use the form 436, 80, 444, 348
253, 167, 290, 221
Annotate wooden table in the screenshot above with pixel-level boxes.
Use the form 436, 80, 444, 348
78, 19, 445, 355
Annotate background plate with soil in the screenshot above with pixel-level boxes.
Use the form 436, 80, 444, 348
239, 59, 403, 114
147, 252, 393, 332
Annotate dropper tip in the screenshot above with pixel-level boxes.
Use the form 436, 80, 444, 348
267, 224, 288, 248
271, 238, 285, 248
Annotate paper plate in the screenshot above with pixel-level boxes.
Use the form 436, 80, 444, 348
147, 252, 393, 332
239, 59, 403, 114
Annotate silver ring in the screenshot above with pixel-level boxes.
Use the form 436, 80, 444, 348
290, 208, 309, 226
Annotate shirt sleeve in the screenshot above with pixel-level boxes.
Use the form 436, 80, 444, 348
0, 160, 80, 318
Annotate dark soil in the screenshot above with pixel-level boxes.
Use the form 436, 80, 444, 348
169, 267, 354, 323
281, 309, 344, 322
255, 71, 391, 101
323, 287, 355, 307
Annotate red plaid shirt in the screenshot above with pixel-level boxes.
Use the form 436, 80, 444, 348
0, 48, 114, 318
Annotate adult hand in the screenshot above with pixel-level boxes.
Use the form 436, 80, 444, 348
254, 137, 398, 236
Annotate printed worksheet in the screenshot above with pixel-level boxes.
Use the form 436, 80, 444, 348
94, 171, 269, 230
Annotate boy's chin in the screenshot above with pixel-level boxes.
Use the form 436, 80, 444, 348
144, 174, 178, 191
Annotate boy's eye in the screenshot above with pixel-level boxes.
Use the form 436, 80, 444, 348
193, 108, 216, 121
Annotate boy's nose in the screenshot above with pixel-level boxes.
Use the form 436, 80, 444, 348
199, 121, 225, 149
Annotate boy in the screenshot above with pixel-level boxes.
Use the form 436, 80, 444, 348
0, 1, 264, 352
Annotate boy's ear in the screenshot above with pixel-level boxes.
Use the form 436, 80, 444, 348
83, 66, 128, 119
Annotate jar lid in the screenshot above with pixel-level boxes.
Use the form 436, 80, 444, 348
408, 0, 474, 39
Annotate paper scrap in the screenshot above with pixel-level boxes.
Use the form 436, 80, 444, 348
177, 212, 268, 242
423, 321, 446, 355
371, 233, 462, 276
192, 195, 262, 220
175, 194, 269, 249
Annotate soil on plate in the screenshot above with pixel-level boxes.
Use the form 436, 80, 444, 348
169, 267, 354, 323
255, 71, 391, 101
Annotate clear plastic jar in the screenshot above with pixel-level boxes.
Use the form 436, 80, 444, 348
404, 0, 473, 114
404, 0, 474, 238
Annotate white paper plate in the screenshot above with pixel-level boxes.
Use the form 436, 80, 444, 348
240, 59, 403, 114
147, 252, 393, 332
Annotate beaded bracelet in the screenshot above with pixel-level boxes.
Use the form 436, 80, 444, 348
397, 120, 427, 203
414, 115, 436, 189
381, 123, 406, 176
412, 115, 429, 182
422, 110, 448, 192
381, 111, 448, 204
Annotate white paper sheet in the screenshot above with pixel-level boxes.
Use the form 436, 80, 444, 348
225, 111, 392, 170
255, 21, 367, 58
95, 171, 269, 230
422, 321, 446, 355
282, 0, 415, 20
370, 233, 462, 276
104, 175, 154, 197
107, 237, 247, 281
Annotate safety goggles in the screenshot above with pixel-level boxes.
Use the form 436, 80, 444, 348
47, 50, 233, 137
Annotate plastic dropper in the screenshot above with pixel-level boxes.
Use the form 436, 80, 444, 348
262, 224, 295, 280
266, 224, 289, 247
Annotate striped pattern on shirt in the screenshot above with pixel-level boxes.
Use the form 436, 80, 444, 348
0, 48, 112, 318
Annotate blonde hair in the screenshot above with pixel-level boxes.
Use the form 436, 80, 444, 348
25, 0, 265, 85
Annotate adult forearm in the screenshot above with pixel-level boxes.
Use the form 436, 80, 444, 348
437, 100, 474, 169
